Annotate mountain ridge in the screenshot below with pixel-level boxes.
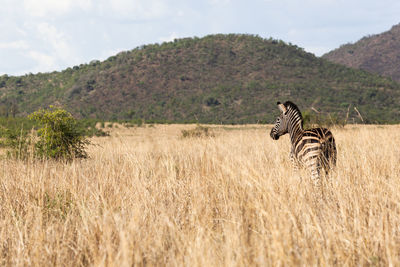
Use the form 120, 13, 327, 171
323, 23, 400, 82
1, 34, 400, 123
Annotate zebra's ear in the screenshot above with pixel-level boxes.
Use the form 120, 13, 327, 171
277, 102, 287, 113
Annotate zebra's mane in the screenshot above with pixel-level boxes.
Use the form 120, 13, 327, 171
284, 101, 302, 116
283, 101, 303, 126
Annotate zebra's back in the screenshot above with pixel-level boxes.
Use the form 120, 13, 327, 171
294, 127, 337, 174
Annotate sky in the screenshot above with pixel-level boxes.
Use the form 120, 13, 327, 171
1, 0, 400, 76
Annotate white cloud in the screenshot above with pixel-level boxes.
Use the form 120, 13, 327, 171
10, 22, 81, 73
99, 48, 126, 61
37, 23, 65, 44
0, 41, 29, 50
208, 0, 231, 5
99, 0, 169, 20
159, 32, 180, 43
36, 23, 78, 63
304, 46, 333, 57
0, 0, 399, 75
28, 51, 57, 72
23, 0, 92, 17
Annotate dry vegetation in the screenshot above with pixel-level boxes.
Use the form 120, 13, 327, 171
1, 124, 400, 266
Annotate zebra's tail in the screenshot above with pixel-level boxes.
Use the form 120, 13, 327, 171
321, 131, 337, 174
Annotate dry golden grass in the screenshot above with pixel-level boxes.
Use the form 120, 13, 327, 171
1, 124, 400, 266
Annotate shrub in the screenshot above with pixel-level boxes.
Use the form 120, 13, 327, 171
1, 127, 34, 160
181, 125, 214, 138
303, 110, 346, 129
76, 119, 109, 137
205, 97, 221, 107
29, 106, 90, 160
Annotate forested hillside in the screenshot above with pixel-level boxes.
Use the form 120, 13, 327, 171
1, 34, 400, 123
323, 23, 400, 83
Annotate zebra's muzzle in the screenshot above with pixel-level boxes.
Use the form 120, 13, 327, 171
270, 131, 280, 140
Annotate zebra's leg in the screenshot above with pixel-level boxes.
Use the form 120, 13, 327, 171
307, 157, 329, 202
289, 151, 299, 171
307, 156, 321, 188
290, 151, 303, 184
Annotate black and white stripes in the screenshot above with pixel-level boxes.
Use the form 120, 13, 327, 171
270, 101, 337, 186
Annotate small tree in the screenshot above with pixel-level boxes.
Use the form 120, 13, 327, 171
29, 106, 89, 160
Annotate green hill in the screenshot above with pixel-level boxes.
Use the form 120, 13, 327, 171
1, 34, 400, 123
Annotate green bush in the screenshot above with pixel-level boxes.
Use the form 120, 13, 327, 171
181, 125, 214, 138
76, 119, 109, 137
29, 106, 90, 160
303, 110, 346, 129
1, 127, 34, 160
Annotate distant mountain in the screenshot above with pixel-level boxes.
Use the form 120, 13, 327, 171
1, 34, 400, 123
323, 23, 400, 82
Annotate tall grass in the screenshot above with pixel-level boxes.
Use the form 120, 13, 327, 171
0, 124, 399, 266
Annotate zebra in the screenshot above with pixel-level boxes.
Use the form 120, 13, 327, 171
270, 101, 337, 187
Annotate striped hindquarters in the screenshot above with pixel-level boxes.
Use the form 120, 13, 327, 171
293, 127, 337, 177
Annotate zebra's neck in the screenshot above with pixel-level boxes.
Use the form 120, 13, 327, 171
287, 109, 304, 146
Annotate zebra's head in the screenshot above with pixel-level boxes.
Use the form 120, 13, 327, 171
270, 101, 303, 140
270, 102, 288, 140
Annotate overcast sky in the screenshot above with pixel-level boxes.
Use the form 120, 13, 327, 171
1, 0, 399, 76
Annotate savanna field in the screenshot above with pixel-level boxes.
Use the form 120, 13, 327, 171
1, 124, 400, 266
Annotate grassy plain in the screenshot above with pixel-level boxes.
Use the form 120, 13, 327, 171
1, 124, 400, 266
